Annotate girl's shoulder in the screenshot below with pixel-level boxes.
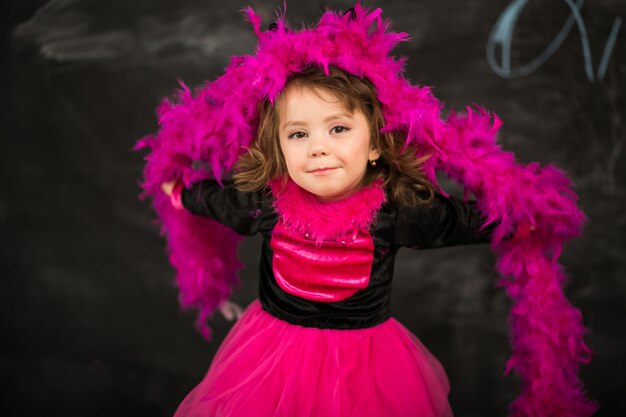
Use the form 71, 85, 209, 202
387, 191, 491, 249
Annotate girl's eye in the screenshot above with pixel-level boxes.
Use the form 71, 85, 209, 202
288, 131, 307, 140
331, 125, 349, 134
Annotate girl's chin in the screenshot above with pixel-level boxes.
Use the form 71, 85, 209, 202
291, 178, 361, 202
311, 188, 358, 202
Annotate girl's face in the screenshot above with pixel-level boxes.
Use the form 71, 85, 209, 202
277, 85, 380, 201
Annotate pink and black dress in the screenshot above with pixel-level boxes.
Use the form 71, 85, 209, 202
171, 179, 491, 417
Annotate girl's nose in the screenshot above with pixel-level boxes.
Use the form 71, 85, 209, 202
309, 133, 329, 157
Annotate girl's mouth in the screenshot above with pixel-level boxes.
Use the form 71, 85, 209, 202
309, 167, 337, 176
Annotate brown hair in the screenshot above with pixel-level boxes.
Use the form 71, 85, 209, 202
234, 66, 434, 207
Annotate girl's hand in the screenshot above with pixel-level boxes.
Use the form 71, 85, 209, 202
161, 180, 177, 196
162, 180, 184, 210
218, 300, 244, 321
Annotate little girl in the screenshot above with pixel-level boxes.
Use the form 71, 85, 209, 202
137, 5, 595, 417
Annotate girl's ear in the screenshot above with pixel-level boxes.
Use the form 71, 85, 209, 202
368, 148, 381, 161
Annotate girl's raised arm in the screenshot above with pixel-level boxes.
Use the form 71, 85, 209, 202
167, 179, 276, 237
393, 194, 493, 249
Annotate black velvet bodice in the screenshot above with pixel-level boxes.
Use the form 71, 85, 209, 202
182, 180, 491, 329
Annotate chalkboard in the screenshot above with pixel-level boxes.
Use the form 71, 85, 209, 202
4, 0, 624, 416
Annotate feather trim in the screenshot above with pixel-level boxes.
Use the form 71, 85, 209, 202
269, 179, 385, 244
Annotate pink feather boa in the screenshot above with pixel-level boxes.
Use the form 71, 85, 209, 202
135, 4, 595, 416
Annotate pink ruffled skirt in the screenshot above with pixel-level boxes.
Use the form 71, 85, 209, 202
174, 300, 453, 417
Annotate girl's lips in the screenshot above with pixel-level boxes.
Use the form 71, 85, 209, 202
309, 167, 337, 176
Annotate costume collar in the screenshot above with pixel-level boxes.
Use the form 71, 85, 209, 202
269, 179, 386, 243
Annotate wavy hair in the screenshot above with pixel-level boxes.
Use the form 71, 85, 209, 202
234, 66, 434, 206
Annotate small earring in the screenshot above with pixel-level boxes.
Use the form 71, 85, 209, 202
369, 159, 378, 167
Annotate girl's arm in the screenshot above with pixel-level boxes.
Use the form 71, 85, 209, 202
163, 179, 274, 237
393, 193, 493, 249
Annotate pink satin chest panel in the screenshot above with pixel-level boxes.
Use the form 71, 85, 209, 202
270, 220, 375, 302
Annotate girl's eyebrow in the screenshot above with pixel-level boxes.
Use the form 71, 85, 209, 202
282, 113, 353, 130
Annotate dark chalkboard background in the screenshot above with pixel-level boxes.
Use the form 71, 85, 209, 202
4, 0, 625, 416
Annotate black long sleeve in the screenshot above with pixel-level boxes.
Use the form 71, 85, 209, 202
181, 180, 277, 236
392, 194, 492, 249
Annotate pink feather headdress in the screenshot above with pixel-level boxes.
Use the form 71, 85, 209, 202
135, 4, 595, 416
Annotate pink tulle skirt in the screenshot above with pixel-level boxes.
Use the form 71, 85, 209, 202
174, 300, 453, 417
